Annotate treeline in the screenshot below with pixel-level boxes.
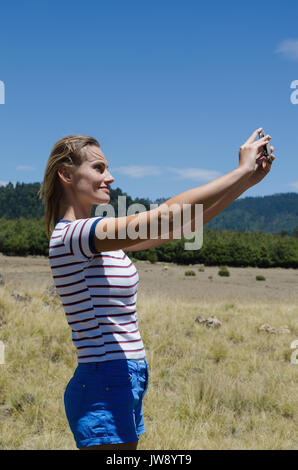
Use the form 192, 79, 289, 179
0, 183, 44, 219
0, 183, 154, 220
131, 229, 298, 268
0, 218, 48, 256
206, 192, 298, 235
1, 182, 298, 267
0, 217, 298, 268
1, 182, 298, 235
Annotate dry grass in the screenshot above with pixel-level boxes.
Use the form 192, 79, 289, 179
0, 255, 297, 449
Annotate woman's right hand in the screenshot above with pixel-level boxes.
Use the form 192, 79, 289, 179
238, 128, 272, 174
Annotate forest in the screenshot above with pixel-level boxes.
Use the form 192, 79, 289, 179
0, 182, 298, 267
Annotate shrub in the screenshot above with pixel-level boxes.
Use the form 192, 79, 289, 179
256, 275, 266, 281
185, 270, 196, 276
148, 253, 158, 264
218, 266, 230, 277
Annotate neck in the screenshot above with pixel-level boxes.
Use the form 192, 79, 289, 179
59, 202, 92, 222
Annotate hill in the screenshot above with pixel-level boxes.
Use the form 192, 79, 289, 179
205, 192, 298, 235
0, 182, 297, 235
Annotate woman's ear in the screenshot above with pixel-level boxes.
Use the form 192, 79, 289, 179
57, 165, 73, 184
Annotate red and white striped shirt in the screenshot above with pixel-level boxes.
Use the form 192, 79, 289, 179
49, 217, 146, 363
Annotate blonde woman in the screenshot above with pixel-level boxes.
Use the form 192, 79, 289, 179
40, 129, 275, 450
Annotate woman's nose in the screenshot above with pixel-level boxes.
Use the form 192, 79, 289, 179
105, 170, 114, 183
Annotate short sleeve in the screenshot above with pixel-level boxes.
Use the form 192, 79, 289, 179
63, 217, 103, 260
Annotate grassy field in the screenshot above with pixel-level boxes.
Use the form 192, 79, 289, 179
0, 255, 297, 450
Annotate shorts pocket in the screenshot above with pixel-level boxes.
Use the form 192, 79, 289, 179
64, 379, 87, 424
142, 362, 149, 398
105, 371, 134, 386
86, 374, 134, 400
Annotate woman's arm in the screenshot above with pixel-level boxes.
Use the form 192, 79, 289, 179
95, 166, 250, 252
203, 143, 276, 225
202, 173, 251, 225
123, 173, 252, 252
94, 129, 271, 252
123, 137, 276, 252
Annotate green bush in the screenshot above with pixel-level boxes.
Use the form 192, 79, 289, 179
185, 270, 196, 276
256, 275, 266, 281
1, 215, 298, 269
218, 266, 230, 277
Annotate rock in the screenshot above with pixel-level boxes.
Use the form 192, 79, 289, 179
0, 274, 4, 286
195, 315, 222, 328
11, 290, 31, 302
259, 324, 277, 334
258, 323, 291, 334
195, 315, 206, 324
277, 325, 291, 334
205, 316, 222, 328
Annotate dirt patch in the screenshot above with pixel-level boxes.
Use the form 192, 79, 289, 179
134, 260, 298, 305
0, 254, 297, 304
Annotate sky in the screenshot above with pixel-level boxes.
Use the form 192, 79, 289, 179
0, 0, 298, 202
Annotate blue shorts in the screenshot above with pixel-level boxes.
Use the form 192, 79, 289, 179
64, 358, 149, 449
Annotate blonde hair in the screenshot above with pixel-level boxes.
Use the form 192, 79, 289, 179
39, 135, 100, 238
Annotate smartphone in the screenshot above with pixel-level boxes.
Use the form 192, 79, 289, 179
259, 130, 272, 157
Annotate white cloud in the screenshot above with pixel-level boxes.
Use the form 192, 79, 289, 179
288, 181, 298, 190
112, 164, 221, 181
112, 165, 162, 178
166, 167, 222, 181
275, 39, 298, 61
16, 165, 36, 171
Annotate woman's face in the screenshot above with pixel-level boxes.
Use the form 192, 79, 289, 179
70, 145, 114, 206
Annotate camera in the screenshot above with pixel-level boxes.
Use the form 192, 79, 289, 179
259, 130, 272, 157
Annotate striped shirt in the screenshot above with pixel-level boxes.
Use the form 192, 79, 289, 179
48, 217, 146, 363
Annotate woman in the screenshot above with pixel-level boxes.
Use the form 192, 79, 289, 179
40, 129, 275, 450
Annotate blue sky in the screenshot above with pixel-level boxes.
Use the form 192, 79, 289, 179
0, 0, 298, 202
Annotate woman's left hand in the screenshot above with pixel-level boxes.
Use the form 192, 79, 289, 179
247, 145, 276, 187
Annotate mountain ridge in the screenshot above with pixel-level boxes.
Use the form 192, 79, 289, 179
0, 182, 297, 235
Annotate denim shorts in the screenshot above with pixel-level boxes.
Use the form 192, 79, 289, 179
64, 358, 149, 448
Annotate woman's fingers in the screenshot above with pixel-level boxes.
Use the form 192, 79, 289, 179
256, 151, 275, 166
268, 153, 275, 163
245, 127, 263, 144
264, 154, 276, 168
255, 135, 271, 149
